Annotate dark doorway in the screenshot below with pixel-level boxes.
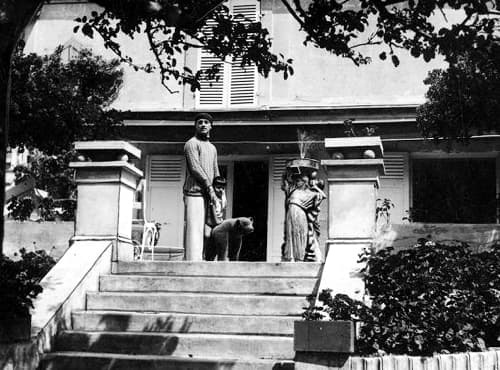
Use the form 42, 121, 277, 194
412, 158, 497, 223
232, 161, 268, 261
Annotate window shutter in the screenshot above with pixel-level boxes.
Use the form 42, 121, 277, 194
382, 153, 406, 179
198, 51, 226, 106
197, 0, 259, 108
198, 14, 227, 107
149, 158, 183, 182
271, 157, 287, 184
379, 152, 410, 223
267, 156, 289, 262
230, 1, 258, 106
146, 156, 185, 247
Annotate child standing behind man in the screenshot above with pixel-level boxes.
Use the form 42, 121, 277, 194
204, 176, 227, 260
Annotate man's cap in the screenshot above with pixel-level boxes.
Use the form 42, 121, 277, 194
213, 176, 227, 186
194, 113, 214, 125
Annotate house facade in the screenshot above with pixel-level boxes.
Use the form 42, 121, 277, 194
23, 0, 500, 261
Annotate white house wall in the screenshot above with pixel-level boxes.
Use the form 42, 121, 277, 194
26, 2, 449, 111
24, 2, 184, 112
266, 2, 447, 107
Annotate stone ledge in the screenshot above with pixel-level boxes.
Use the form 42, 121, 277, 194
325, 137, 384, 157
321, 159, 385, 176
69, 160, 144, 178
74, 141, 141, 159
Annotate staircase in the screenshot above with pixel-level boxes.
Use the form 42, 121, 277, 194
40, 261, 322, 370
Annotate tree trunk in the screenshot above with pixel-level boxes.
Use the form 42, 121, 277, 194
0, 0, 44, 255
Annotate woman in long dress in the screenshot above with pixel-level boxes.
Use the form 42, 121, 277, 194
282, 173, 325, 261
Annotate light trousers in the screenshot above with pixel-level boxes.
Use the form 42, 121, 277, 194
184, 195, 205, 261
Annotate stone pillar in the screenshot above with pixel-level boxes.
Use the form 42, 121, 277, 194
319, 137, 385, 300
70, 141, 143, 268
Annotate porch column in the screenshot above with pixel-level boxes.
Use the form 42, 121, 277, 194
319, 137, 385, 300
69, 141, 143, 268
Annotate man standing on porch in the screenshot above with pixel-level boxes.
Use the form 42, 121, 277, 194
183, 113, 220, 260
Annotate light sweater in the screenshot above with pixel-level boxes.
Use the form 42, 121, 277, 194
183, 135, 219, 196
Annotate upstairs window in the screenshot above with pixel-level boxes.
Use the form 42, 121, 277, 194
196, 0, 259, 108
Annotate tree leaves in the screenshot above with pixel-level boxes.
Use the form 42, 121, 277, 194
9, 46, 124, 154
417, 46, 500, 145
0, 249, 55, 318
72, 0, 294, 92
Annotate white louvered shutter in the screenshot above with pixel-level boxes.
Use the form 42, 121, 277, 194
379, 152, 410, 223
267, 156, 288, 262
147, 156, 185, 247
197, 13, 228, 108
197, 0, 259, 108
382, 153, 406, 179
229, 1, 258, 106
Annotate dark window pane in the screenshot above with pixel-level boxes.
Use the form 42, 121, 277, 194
412, 158, 496, 223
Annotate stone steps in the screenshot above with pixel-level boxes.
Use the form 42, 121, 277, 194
115, 261, 322, 277
55, 331, 295, 359
44, 261, 322, 369
40, 352, 295, 370
99, 274, 317, 295
72, 310, 299, 335
86, 291, 309, 316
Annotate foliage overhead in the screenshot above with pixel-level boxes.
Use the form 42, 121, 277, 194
305, 241, 500, 356
74, 0, 499, 91
75, 0, 294, 92
282, 0, 499, 69
9, 46, 124, 155
416, 49, 500, 144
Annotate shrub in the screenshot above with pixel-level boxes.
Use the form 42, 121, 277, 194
305, 241, 500, 356
7, 151, 77, 221
0, 249, 56, 318
304, 291, 370, 321
7, 196, 36, 221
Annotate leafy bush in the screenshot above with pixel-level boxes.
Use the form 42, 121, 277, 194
305, 241, 500, 356
0, 249, 56, 318
304, 291, 370, 321
7, 196, 36, 221
7, 151, 77, 221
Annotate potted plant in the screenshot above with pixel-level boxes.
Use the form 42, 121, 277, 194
294, 290, 364, 353
0, 249, 55, 342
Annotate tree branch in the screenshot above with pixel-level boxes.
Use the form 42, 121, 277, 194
349, 39, 383, 48
194, 1, 225, 25
145, 21, 178, 94
371, 0, 434, 41
280, 0, 306, 28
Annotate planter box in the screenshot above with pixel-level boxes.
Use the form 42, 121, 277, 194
294, 320, 355, 353
0, 316, 31, 342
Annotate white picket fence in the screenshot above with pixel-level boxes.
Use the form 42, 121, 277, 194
355, 351, 500, 370
296, 350, 500, 370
